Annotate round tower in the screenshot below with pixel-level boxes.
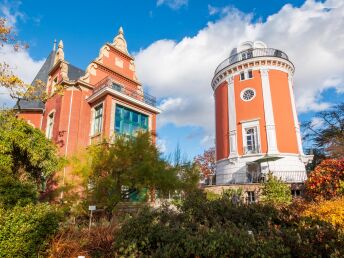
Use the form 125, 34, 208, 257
212, 41, 310, 185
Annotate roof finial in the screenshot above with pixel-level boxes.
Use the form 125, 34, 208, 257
112, 26, 129, 55
53, 39, 57, 51
54, 39, 65, 64
119, 26, 123, 35
58, 40, 64, 49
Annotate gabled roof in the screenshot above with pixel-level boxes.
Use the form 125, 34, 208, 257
15, 50, 84, 110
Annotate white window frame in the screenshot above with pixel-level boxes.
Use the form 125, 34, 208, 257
91, 102, 104, 136
246, 191, 256, 204
241, 119, 261, 155
46, 111, 55, 139
112, 100, 152, 134
239, 69, 254, 81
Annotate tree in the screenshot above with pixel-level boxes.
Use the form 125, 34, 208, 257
303, 103, 344, 158
0, 110, 63, 197
194, 147, 215, 184
260, 173, 292, 206
305, 158, 344, 200
0, 17, 63, 110
72, 132, 181, 210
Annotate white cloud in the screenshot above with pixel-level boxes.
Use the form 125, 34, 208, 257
157, 0, 188, 10
310, 117, 324, 129
208, 4, 233, 16
0, 1, 45, 107
0, 45, 45, 107
157, 138, 167, 153
136, 0, 344, 143
0, 0, 25, 28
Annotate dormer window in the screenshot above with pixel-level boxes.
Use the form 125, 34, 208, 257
51, 77, 58, 93
112, 82, 122, 92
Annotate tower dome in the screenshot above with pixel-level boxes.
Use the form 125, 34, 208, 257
211, 42, 311, 185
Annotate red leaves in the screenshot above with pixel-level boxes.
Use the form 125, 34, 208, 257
194, 147, 215, 179
305, 158, 344, 199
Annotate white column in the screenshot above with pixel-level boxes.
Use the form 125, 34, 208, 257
288, 74, 304, 155
228, 76, 238, 158
260, 68, 279, 154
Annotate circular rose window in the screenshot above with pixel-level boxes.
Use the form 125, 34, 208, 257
241, 88, 256, 101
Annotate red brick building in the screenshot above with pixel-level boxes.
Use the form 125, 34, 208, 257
18, 27, 160, 158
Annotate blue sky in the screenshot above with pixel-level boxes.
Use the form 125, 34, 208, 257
1, 0, 343, 159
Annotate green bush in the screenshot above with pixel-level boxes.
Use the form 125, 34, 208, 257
114, 190, 344, 257
0, 203, 62, 258
0, 176, 37, 209
261, 172, 292, 205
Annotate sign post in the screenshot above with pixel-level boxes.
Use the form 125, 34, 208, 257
88, 205, 96, 234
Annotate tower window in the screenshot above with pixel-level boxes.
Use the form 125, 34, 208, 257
239, 70, 253, 81
248, 70, 253, 79
245, 127, 259, 154
93, 104, 103, 135
240, 72, 245, 81
241, 88, 256, 101
46, 112, 54, 139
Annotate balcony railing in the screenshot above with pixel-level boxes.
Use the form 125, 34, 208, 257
228, 170, 306, 184
93, 76, 157, 107
214, 48, 290, 75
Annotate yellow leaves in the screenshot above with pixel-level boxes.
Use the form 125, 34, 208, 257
303, 197, 344, 229
0, 61, 66, 106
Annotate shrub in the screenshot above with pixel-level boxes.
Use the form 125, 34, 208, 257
48, 222, 117, 258
114, 190, 344, 257
305, 158, 344, 199
303, 197, 344, 230
261, 172, 292, 205
0, 176, 37, 209
0, 203, 62, 257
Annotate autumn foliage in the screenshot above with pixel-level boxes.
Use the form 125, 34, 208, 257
194, 147, 215, 181
303, 197, 344, 230
305, 158, 344, 200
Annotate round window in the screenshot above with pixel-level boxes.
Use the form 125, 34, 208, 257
241, 88, 256, 101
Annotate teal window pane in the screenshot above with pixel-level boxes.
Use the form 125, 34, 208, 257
93, 104, 103, 134
115, 105, 149, 136
141, 116, 148, 129
132, 112, 139, 124
124, 109, 130, 122
123, 122, 130, 135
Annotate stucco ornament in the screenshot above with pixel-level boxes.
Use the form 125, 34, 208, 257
112, 26, 129, 55
129, 60, 139, 81
96, 45, 110, 63
54, 40, 65, 64
80, 63, 98, 83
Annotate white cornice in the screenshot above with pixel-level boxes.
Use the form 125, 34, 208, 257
211, 56, 294, 91
86, 87, 161, 114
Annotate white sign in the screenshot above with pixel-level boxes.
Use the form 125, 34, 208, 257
88, 205, 96, 211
